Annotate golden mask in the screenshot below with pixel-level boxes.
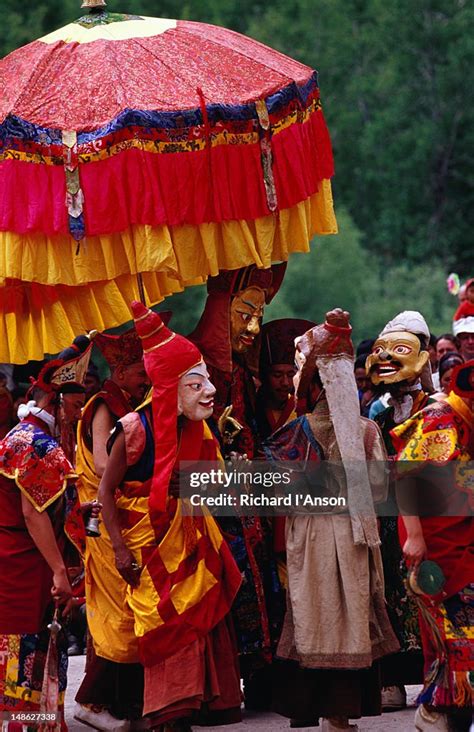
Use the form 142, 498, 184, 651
230, 287, 265, 353
366, 331, 429, 385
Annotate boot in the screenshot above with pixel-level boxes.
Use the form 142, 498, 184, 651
74, 703, 131, 731
414, 705, 449, 732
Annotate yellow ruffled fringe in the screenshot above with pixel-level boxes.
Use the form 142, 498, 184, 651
0, 184, 336, 286
0, 271, 202, 363
0, 185, 337, 363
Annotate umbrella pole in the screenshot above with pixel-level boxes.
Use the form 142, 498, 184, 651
137, 272, 146, 305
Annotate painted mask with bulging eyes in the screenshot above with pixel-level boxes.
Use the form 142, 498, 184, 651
366, 331, 429, 386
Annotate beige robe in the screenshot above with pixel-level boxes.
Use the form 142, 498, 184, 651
277, 401, 399, 669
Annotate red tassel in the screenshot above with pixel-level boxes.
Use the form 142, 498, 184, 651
196, 87, 211, 146
454, 671, 473, 707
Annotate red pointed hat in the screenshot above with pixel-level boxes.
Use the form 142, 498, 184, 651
131, 301, 203, 516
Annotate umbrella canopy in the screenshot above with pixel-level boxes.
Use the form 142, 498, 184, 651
0, 6, 337, 363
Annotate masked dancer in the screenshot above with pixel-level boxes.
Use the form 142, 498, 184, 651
366, 311, 436, 710
190, 265, 286, 708
98, 303, 242, 731
392, 360, 474, 732
266, 309, 398, 731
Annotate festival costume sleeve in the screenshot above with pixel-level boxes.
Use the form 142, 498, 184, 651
391, 392, 474, 514
0, 422, 75, 512
391, 404, 462, 470
0, 421, 86, 577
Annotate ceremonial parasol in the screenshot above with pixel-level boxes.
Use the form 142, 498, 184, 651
0, 0, 337, 363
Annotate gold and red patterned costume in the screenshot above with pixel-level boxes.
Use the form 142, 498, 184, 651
0, 348, 88, 728
392, 371, 474, 713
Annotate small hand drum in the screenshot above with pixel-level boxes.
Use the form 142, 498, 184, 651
408, 560, 445, 596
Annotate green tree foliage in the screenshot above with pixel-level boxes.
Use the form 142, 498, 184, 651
265, 208, 455, 343
157, 284, 206, 336
1, 0, 471, 336
247, 0, 474, 274
0, 0, 79, 56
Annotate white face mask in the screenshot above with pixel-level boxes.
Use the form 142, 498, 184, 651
177, 362, 216, 421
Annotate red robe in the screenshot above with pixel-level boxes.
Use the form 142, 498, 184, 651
0, 415, 85, 722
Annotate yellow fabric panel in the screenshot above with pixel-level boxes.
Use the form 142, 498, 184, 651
0, 185, 336, 286
127, 501, 227, 638
171, 557, 218, 615
202, 421, 225, 465
442, 604, 474, 641
446, 392, 474, 429
202, 512, 225, 552
40, 16, 177, 44
127, 512, 228, 637
84, 530, 140, 663
116, 494, 155, 548
76, 397, 103, 502
127, 564, 163, 638
0, 271, 199, 364
75, 411, 151, 663
0, 227, 179, 285
0, 184, 336, 362
157, 501, 188, 575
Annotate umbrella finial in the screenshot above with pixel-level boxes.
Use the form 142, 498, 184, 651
81, 0, 107, 9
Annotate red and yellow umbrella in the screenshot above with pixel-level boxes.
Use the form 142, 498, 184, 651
0, 1, 337, 362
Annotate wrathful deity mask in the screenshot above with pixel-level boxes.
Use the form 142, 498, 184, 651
230, 287, 265, 354
177, 361, 216, 421
366, 331, 429, 385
